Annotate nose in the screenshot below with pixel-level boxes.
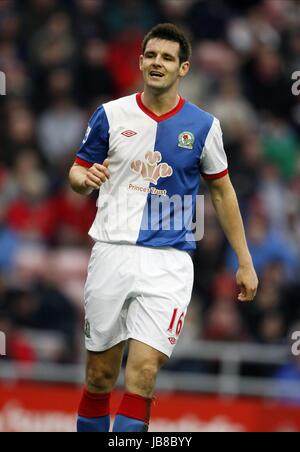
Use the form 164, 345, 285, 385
153, 54, 162, 66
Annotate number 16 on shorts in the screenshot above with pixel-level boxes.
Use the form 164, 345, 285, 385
167, 308, 185, 344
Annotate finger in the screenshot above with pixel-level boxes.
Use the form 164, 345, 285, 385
248, 285, 258, 299
237, 284, 247, 302
238, 289, 254, 302
86, 173, 104, 187
89, 171, 107, 184
238, 294, 250, 302
85, 178, 101, 190
238, 290, 245, 301
93, 164, 110, 179
94, 161, 110, 174
103, 159, 110, 168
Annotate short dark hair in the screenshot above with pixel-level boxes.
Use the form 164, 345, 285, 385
142, 23, 192, 65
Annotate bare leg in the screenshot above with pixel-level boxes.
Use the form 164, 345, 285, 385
125, 339, 168, 398
86, 341, 126, 394
77, 341, 126, 432
112, 339, 169, 432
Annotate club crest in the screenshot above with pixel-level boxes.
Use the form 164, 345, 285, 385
84, 320, 91, 338
178, 131, 194, 150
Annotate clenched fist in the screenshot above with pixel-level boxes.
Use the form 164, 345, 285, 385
84, 159, 110, 190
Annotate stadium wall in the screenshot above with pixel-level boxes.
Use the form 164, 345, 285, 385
0, 383, 300, 432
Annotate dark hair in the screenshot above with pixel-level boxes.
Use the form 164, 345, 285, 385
142, 23, 192, 65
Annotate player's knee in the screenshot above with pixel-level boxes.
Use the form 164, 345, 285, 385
86, 365, 118, 394
125, 363, 159, 397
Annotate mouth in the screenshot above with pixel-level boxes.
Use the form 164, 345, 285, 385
149, 71, 165, 79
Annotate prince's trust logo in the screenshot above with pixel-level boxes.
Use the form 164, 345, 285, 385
130, 151, 173, 185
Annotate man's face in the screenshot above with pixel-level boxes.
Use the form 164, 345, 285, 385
140, 38, 189, 92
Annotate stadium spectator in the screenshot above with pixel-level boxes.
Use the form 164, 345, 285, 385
0, 0, 299, 368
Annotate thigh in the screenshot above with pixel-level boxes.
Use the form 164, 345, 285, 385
126, 339, 169, 370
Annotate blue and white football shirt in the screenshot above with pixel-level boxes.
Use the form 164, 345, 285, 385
75, 93, 228, 251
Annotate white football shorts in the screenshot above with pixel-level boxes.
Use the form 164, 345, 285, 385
84, 242, 194, 357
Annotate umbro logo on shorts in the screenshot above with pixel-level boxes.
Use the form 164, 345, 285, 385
121, 130, 137, 137
168, 337, 177, 345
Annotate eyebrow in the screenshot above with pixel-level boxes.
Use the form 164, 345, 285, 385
144, 51, 177, 60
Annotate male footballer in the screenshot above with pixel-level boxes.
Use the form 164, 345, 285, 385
69, 23, 258, 433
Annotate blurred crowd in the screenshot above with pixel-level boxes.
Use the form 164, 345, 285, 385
0, 0, 300, 373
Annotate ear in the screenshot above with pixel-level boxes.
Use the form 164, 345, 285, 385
139, 54, 144, 71
179, 61, 190, 78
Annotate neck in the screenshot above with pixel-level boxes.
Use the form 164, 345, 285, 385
142, 86, 180, 116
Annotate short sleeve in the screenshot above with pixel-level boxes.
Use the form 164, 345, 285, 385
200, 118, 228, 180
75, 106, 109, 168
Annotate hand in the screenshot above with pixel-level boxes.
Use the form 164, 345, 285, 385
84, 160, 110, 190
236, 265, 258, 302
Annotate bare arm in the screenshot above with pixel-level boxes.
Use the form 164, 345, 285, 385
69, 160, 110, 196
206, 174, 258, 302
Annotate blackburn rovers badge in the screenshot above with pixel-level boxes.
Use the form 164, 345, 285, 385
178, 131, 194, 150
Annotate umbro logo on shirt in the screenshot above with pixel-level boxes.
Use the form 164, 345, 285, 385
121, 130, 137, 137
